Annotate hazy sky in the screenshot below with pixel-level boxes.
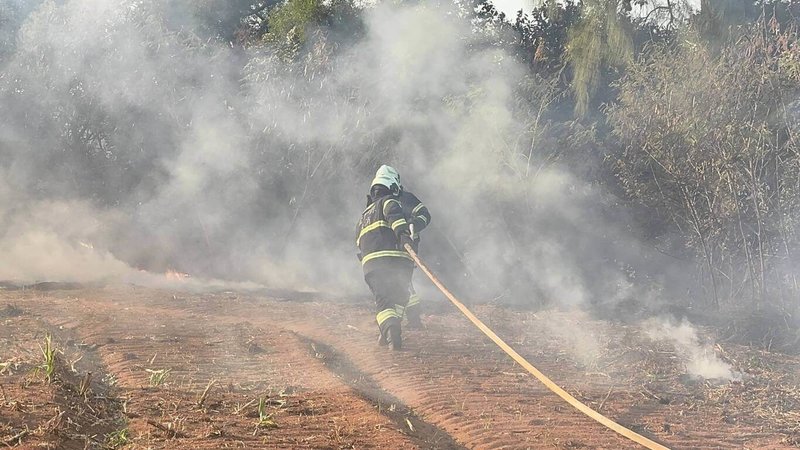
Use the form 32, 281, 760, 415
491, 0, 702, 20
492, 0, 535, 18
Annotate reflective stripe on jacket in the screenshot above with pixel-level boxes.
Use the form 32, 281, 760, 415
400, 191, 431, 233
356, 194, 412, 274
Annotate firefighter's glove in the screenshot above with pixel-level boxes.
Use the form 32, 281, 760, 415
400, 233, 415, 252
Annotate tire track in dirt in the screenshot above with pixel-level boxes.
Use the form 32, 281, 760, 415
9, 287, 791, 449
294, 333, 467, 450
289, 323, 634, 449
209, 296, 638, 449
222, 296, 773, 449
14, 289, 423, 449
0, 303, 125, 449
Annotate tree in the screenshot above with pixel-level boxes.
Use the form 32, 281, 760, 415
564, 0, 634, 116
608, 24, 800, 308
262, 0, 361, 60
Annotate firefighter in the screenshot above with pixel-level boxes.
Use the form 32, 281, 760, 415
398, 182, 431, 329
356, 165, 415, 350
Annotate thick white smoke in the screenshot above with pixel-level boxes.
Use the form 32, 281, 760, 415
644, 317, 741, 381
0, 181, 131, 282
0, 0, 684, 309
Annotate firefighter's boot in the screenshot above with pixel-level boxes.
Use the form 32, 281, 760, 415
388, 322, 402, 350
377, 310, 402, 350
378, 319, 402, 350
378, 328, 390, 346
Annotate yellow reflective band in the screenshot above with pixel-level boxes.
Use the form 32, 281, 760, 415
412, 203, 425, 214
356, 220, 389, 246
394, 304, 406, 316
418, 215, 428, 224
391, 218, 407, 230
408, 294, 421, 307
376, 308, 400, 325
361, 250, 413, 265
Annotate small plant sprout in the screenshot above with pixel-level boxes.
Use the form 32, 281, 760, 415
253, 397, 278, 434
39, 335, 57, 383
106, 428, 130, 448
146, 368, 171, 387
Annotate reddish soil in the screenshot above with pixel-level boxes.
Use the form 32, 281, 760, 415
1, 285, 798, 449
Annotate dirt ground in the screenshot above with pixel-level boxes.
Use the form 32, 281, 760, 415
1, 284, 799, 449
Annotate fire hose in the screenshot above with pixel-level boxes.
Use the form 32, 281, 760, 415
403, 244, 671, 450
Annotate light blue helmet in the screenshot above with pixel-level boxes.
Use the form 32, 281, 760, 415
371, 165, 401, 193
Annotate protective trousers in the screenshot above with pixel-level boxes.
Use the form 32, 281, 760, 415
405, 282, 422, 326
365, 267, 412, 336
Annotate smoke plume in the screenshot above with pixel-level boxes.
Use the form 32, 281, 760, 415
0, 0, 686, 310
644, 317, 740, 381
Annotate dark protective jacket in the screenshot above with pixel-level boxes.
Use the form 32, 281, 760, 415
356, 192, 413, 275
399, 190, 431, 234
